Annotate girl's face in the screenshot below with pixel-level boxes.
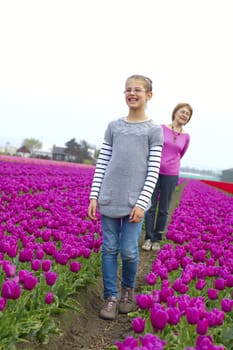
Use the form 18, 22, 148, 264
174, 106, 191, 125
124, 78, 152, 109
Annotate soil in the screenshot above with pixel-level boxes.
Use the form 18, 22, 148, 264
17, 187, 184, 350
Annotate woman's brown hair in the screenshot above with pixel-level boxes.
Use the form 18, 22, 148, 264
172, 103, 193, 122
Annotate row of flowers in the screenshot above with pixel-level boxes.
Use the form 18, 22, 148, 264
115, 179, 233, 349
0, 157, 103, 348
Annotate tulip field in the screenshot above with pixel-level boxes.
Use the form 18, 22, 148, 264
115, 179, 233, 350
0, 156, 102, 349
0, 156, 233, 350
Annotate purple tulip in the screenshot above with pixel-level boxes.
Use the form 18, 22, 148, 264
23, 274, 38, 291
172, 278, 189, 294
132, 316, 146, 333
35, 248, 45, 259
165, 257, 179, 272
18, 269, 31, 283
45, 292, 54, 304
54, 252, 69, 265
180, 256, 193, 269
135, 293, 154, 310
167, 295, 178, 307
2, 261, 16, 277
0, 297, 7, 310
45, 271, 58, 286
42, 259, 52, 272
19, 248, 33, 262
1, 280, 21, 299
196, 335, 214, 348
195, 279, 206, 290
115, 336, 138, 349
206, 310, 217, 327
150, 306, 168, 332
70, 261, 81, 273
181, 270, 193, 284
157, 266, 168, 280
207, 288, 218, 300
82, 248, 91, 259
213, 308, 225, 326
43, 242, 56, 256
31, 259, 41, 271
196, 317, 208, 335
167, 307, 181, 325
221, 298, 233, 312
223, 275, 233, 288
186, 307, 200, 324
214, 278, 225, 290
6, 244, 18, 258
159, 287, 174, 302
140, 333, 166, 349
41, 229, 51, 242
178, 299, 189, 313
145, 272, 157, 285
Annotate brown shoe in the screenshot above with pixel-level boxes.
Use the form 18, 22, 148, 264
118, 287, 137, 314
99, 296, 117, 320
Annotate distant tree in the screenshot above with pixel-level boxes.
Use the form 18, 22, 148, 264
22, 138, 42, 153
94, 148, 100, 158
64, 138, 97, 164
79, 139, 93, 162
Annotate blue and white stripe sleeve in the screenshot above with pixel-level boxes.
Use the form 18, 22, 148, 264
136, 145, 162, 210
89, 141, 112, 199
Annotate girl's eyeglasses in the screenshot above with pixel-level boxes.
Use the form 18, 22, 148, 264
124, 88, 146, 95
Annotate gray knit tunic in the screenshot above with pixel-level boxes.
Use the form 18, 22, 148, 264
92, 117, 163, 218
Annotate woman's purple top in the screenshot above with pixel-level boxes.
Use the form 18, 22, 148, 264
159, 124, 190, 176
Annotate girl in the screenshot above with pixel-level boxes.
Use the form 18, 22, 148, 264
88, 74, 163, 320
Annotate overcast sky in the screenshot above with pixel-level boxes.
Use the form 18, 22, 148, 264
0, 0, 232, 171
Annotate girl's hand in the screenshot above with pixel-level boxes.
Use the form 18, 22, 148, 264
88, 199, 98, 220
129, 206, 144, 223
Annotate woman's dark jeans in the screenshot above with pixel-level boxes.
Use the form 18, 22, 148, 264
145, 174, 178, 242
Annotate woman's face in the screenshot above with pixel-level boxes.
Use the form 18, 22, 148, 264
124, 78, 152, 109
174, 106, 191, 125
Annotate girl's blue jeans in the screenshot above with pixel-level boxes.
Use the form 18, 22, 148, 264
101, 215, 143, 300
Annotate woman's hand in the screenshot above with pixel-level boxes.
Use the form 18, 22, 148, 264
88, 198, 98, 220
129, 206, 144, 223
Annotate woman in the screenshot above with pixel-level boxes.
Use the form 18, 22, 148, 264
142, 102, 193, 252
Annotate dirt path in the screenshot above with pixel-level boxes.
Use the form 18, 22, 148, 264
18, 185, 185, 350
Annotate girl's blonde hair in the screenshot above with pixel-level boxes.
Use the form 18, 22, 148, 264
172, 103, 193, 122
126, 74, 153, 92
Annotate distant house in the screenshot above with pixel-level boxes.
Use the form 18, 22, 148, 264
16, 146, 31, 157
221, 168, 233, 183
52, 146, 66, 161
51, 144, 96, 164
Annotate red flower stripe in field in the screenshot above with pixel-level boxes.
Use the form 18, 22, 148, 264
200, 179, 233, 194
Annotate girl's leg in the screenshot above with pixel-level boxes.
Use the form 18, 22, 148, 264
118, 217, 143, 314
120, 217, 143, 288
101, 215, 121, 299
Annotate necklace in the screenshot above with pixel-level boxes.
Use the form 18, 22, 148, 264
171, 124, 183, 142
